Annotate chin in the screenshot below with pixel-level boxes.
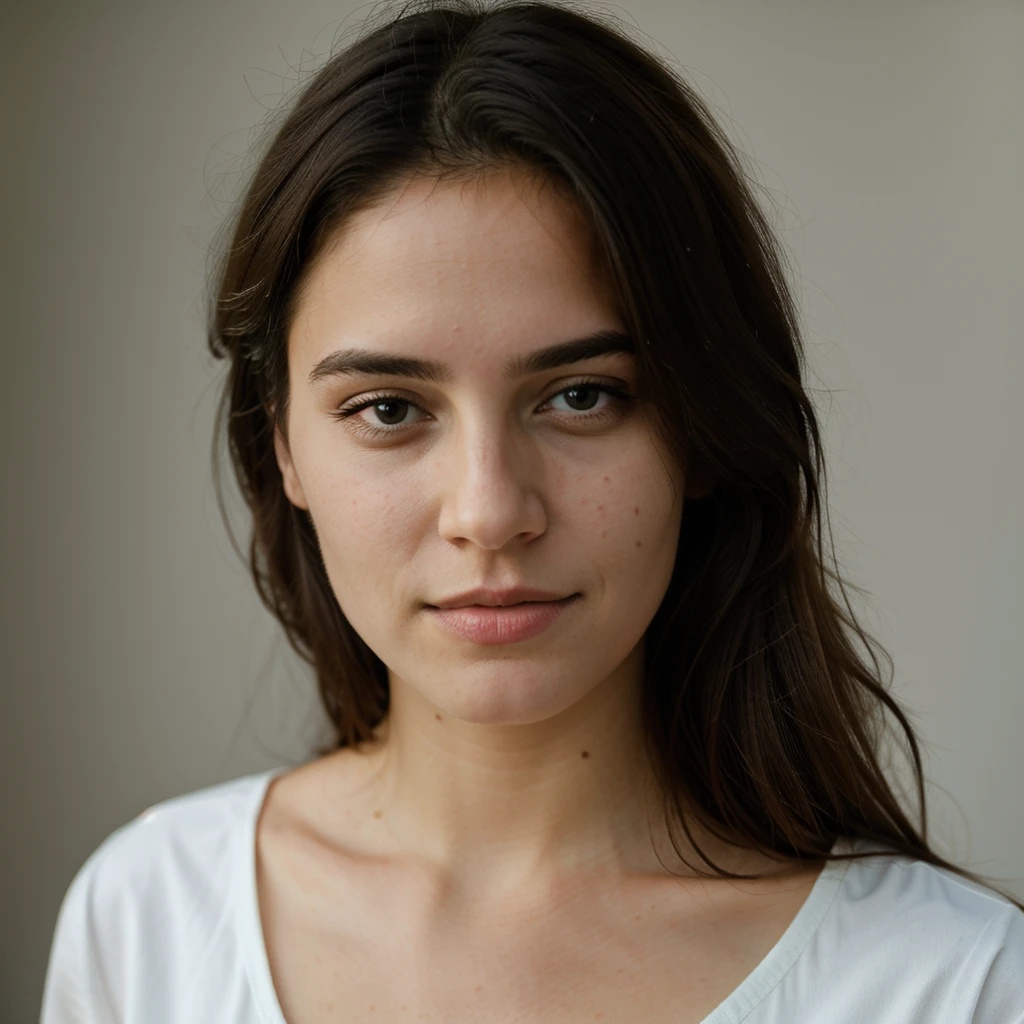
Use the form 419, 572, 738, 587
419, 662, 591, 726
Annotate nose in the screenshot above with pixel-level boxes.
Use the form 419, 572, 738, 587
436, 420, 547, 550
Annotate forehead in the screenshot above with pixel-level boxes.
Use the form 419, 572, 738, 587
287, 170, 623, 370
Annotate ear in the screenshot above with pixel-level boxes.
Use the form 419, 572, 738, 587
273, 423, 309, 510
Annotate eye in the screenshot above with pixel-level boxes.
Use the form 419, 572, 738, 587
332, 377, 635, 440
541, 378, 634, 425
546, 383, 609, 413
335, 394, 427, 434
360, 397, 424, 427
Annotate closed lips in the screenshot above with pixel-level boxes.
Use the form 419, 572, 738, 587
428, 589, 577, 609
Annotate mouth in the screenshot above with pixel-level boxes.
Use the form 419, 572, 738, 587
426, 587, 579, 611
428, 596, 577, 609
424, 594, 581, 645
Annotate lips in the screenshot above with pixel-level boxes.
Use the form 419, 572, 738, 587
428, 586, 575, 610
425, 594, 579, 644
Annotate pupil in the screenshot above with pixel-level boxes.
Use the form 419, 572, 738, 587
566, 386, 599, 411
375, 400, 406, 425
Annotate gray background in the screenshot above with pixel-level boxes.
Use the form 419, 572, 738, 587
3, 0, 1021, 1019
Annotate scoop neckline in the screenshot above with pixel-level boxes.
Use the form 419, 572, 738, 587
234, 765, 853, 1024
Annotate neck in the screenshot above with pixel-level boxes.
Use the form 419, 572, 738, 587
332, 642, 756, 908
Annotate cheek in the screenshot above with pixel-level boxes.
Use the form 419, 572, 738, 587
553, 449, 682, 658
299, 452, 427, 603
570, 453, 683, 563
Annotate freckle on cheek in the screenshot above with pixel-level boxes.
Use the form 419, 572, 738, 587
633, 506, 640, 516
635, 540, 642, 548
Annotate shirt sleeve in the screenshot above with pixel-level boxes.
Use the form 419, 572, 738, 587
39, 854, 122, 1024
968, 903, 1024, 1023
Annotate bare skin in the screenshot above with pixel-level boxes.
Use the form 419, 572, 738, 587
265, 168, 827, 1022
255, 741, 825, 1024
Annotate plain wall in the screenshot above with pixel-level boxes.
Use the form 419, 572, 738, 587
2, 0, 1021, 1018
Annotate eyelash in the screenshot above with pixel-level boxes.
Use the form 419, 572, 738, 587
330, 377, 634, 440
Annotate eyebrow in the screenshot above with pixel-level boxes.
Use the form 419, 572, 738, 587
307, 329, 636, 387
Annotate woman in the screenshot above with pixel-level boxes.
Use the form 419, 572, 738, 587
41, 1, 1024, 1021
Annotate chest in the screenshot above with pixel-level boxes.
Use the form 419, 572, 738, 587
262, 923, 768, 1024
255, 847, 810, 1024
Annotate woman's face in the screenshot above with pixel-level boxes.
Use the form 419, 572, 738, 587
276, 169, 694, 726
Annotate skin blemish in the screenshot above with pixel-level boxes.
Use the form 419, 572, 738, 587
373, 809, 383, 818
603, 476, 609, 482
581, 750, 590, 758
600, 530, 606, 538
596, 505, 604, 512
435, 713, 443, 721
633, 506, 640, 516
635, 540, 642, 548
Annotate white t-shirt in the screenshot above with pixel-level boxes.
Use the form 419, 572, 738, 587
40, 767, 1024, 1023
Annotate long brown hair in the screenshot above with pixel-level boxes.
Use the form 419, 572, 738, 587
206, 0, 1021, 906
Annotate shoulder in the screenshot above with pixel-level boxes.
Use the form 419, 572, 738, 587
839, 839, 1023, 938
806, 839, 1024, 1020
40, 768, 284, 1023
72, 769, 277, 912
